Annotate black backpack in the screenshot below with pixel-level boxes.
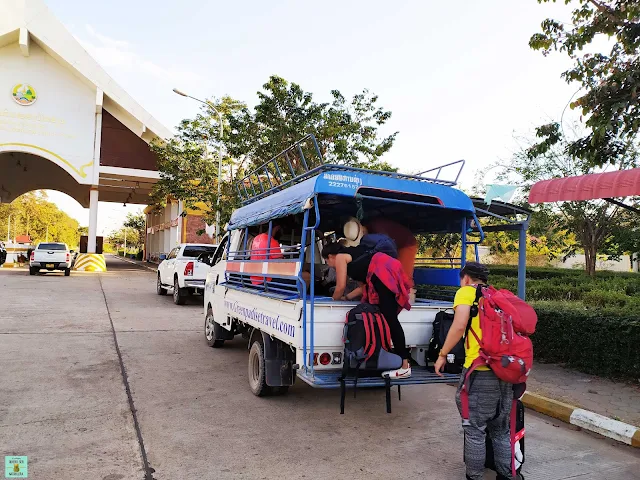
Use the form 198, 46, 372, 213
342, 303, 402, 371
427, 310, 466, 374
359, 233, 398, 259
340, 303, 403, 413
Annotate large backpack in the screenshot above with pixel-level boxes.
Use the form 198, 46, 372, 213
342, 303, 402, 373
460, 285, 537, 425
359, 233, 398, 259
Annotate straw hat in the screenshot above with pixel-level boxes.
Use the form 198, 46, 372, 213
343, 217, 365, 247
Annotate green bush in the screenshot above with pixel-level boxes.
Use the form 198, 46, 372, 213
582, 290, 630, 309
533, 304, 640, 380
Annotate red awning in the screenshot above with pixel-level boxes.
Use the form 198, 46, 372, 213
529, 168, 640, 204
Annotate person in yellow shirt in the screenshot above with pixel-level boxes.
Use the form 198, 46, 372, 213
435, 262, 517, 480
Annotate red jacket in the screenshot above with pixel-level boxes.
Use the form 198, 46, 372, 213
362, 252, 412, 312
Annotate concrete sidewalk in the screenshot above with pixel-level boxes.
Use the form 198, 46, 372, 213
527, 364, 640, 427
525, 363, 640, 446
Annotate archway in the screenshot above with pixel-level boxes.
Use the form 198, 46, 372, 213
0, 151, 91, 206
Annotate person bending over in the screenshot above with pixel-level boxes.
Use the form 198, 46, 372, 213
322, 242, 412, 378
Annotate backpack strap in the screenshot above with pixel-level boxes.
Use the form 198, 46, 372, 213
465, 285, 484, 348
362, 313, 377, 360
373, 313, 391, 352
458, 357, 487, 424
510, 398, 518, 477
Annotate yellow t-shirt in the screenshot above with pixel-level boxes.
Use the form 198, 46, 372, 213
453, 285, 489, 370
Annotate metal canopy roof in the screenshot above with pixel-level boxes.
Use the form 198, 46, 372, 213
228, 167, 476, 231
528, 168, 640, 204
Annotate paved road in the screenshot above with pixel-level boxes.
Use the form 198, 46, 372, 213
1, 257, 638, 480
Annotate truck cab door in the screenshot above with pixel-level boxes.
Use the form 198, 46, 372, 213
207, 234, 229, 328
163, 247, 178, 284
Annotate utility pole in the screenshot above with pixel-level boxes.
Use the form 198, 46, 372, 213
124, 229, 127, 253
7, 214, 11, 242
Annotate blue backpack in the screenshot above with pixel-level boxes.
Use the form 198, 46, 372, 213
359, 233, 398, 259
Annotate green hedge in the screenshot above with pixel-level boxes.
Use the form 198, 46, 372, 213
532, 304, 640, 380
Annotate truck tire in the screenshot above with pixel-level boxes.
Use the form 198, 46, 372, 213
64, 268, 71, 276
29, 267, 37, 276
173, 276, 186, 305
205, 306, 225, 348
248, 338, 271, 397
156, 274, 167, 295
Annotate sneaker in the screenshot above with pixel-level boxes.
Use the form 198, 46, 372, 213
382, 366, 411, 379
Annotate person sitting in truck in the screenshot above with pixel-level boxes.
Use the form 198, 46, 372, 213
322, 241, 412, 379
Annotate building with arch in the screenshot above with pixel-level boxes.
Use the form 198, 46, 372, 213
1, 0, 172, 270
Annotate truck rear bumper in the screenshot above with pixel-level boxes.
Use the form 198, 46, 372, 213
184, 279, 206, 289
297, 367, 459, 389
31, 262, 69, 269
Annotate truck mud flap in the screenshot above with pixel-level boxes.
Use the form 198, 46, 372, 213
261, 332, 295, 387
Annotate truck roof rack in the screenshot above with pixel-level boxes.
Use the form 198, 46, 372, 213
235, 134, 466, 205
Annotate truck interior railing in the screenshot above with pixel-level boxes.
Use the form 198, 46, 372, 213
416, 159, 466, 186
236, 134, 324, 205
236, 135, 467, 205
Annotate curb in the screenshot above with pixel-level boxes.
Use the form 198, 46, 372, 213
522, 392, 640, 448
113, 255, 158, 272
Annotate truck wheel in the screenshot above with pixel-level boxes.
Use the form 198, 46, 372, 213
205, 307, 225, 348
173, 276, 186, 305
64, 268, 71, 276
248, 339, 271, 397
29, 267, 36, 276
156, 274, 167, 295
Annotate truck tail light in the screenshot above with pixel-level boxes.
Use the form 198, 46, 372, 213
30, 251, 34, 262
319, 353, 331, 365
66, 253, 70, 263
184, 261, 194, 277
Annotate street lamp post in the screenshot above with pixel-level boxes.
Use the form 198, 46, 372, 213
173, 88, 224, 243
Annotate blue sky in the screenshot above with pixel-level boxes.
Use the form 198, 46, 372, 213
43, 0, 576, 234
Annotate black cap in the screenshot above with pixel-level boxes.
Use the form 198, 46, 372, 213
460, 262, 489, 282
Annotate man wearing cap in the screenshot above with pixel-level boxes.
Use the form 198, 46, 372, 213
434, 262, 517, 480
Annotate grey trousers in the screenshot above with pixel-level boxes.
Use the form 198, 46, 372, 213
455, 368, 513, 480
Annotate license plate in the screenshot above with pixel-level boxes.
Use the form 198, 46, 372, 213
46, 264, 54, 268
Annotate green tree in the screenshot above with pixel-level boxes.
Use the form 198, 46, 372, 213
151, 76, 398, 229
123, 212, 146, 247
0, 191, 80, 247
227, 75, 397, 171
499, 122, 639, 275
150, 96, 246, 229
530, 0, 640, 165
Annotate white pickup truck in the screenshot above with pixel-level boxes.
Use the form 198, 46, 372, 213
30, 242, 71, 276
157, 243, 218, 305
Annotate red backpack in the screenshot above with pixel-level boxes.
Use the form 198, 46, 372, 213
460, 285, 537, 423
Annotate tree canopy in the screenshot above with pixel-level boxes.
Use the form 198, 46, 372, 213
0, 191, 82, 247
151, 76, 398, 228
530, 0, 640, 165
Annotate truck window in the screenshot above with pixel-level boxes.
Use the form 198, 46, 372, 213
167, 248, 178, 260
183, 246, 217, 258
38, 243, 66, 250
211, 236, 229, 266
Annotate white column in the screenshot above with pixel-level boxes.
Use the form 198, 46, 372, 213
88, 188, 99, 253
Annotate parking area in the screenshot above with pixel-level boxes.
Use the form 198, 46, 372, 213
0, 256, 638, 480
